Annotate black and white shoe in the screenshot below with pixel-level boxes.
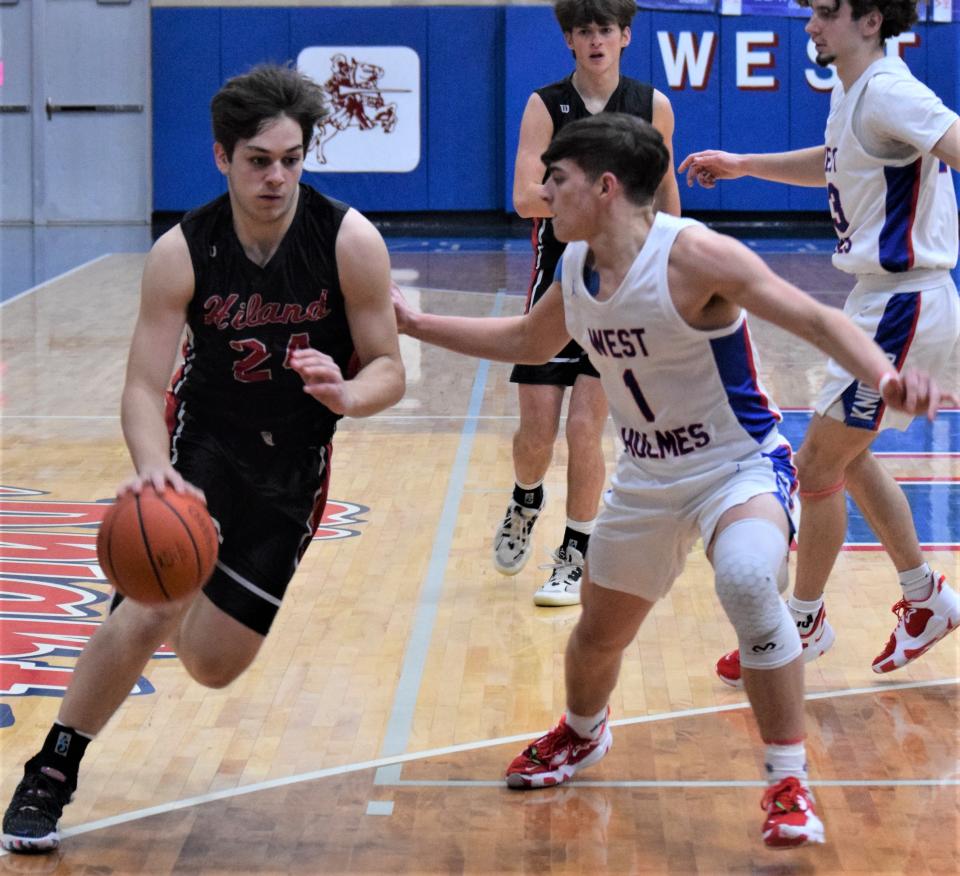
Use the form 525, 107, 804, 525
2, 762, 73, 853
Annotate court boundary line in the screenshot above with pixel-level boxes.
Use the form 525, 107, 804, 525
373, 290, 506, 784
389, 777, 960, 789
0, 255, 112, 308
0, 675, 952, 852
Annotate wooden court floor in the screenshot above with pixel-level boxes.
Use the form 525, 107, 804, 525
0, 243, 957, 874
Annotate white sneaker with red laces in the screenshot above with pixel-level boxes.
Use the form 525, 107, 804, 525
505, 712, 612, 789
715, 604, 836, 688
872, 573, 960, 674
761, 777, 825, 849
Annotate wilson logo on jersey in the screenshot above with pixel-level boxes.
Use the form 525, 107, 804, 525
0, 486, 368, 723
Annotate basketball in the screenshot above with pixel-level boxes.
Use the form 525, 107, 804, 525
97, 485, 219, 604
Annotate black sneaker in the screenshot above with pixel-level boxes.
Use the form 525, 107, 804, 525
2, 764, 73, 853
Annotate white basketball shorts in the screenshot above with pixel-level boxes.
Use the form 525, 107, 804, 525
815, 270, 960, 432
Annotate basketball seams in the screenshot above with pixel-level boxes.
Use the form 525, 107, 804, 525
95, 485, 217, 603
156, 492, 204, 586
135, 493, 173, 601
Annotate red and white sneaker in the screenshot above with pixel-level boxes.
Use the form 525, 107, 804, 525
715, 605, 836, 688
505, 712, 612, 789
761, 777, 825, 848
871, 573, 960, 674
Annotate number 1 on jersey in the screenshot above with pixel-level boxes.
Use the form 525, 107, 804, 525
622, 368, 655, 422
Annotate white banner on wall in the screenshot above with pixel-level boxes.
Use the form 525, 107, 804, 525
297, 46, 420, 173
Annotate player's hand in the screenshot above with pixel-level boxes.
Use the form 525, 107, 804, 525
119, 467, 206, 502
390, 283, 416, 335
879, 368, 960, 421
677, 150, 744, 188
289, 347, 354, 415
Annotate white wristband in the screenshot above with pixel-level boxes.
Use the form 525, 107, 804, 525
878, 371, 898, 395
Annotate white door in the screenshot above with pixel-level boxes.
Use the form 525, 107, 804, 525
0, 0, 34, 222
0, 0, 150, 224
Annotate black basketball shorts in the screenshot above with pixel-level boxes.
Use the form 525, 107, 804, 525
510, 339, 600, 386
170, 417, 331, 636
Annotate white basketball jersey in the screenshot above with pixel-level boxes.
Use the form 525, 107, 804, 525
824, 56, 958, 276
560, 213, 787, 484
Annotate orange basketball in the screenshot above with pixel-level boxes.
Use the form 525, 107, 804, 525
97, 485, 218, 604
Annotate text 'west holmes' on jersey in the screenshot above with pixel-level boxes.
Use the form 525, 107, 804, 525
559, 213, 793, 484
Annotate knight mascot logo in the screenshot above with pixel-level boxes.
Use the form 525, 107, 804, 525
298, 46, 421, 173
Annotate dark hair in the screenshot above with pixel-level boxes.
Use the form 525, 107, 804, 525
796, 0, 917, 40
211, 64, 328, 159
541, 113, 668, 206
554, 0, 637, 32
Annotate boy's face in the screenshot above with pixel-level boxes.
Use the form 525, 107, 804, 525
564, 21, 631, 72
214, 115, 305, 225
543, 158, 603, 243
804, 0, 881, 67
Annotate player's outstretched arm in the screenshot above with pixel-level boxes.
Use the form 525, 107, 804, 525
677, 146, 826, 189
292, 209, 405, 418
120, 227, 203, 499
671, 227, 957, 420
392, 281, 570, 365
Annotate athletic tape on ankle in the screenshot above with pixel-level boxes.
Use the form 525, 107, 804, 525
799, 480, 844, 500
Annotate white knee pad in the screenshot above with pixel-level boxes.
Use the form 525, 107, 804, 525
712, 518, 801, 671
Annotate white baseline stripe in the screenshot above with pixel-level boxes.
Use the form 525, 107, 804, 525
390, 778, 960, 789
0, 254, 112, 308
0, 675, 950, 853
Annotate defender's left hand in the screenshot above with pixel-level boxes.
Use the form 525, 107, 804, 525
880, 368, 959, 420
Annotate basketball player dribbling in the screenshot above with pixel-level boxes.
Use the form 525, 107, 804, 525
393, 113, 955, 848
1, 64, 405, 854
680, 0, 960, 686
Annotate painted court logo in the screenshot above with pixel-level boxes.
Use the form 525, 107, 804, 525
0, 486, 368, 725
298, 45, 420, 173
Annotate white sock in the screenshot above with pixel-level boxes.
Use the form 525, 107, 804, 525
565, 707, 608, 741
54, 721, 95, 742
565, 517, 596, 535
787, 595, 823, 624
764, 741, 808, 784
898, 563, 933, 602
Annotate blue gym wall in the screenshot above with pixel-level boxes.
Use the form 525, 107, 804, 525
152, 4, 960, 215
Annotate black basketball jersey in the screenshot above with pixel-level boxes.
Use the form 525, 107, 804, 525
174, 184, 354, 443
526, 75, 654, 310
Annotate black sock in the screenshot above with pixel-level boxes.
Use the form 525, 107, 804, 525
512, 482, 543, 510
110, 591, 125, 614
560, 527, 590, 558
28, 723, 92, 789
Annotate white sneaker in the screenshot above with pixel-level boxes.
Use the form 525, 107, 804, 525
872, 573, 960, 673
493, 497, 544, 575
534, 545, 584, 607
